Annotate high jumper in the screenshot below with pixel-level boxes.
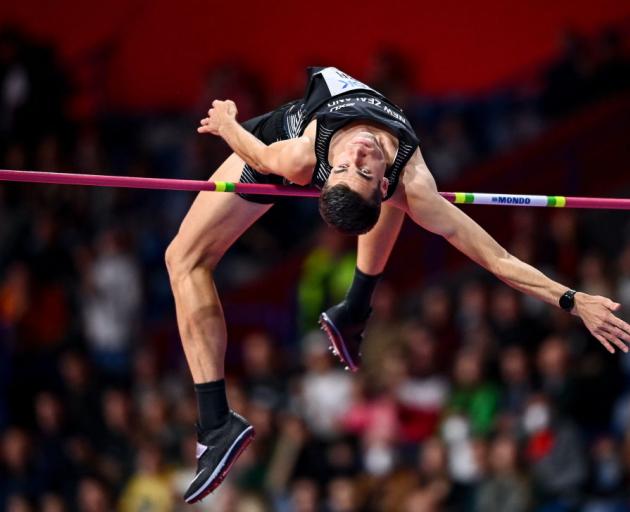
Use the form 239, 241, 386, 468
162, 67, 630, 503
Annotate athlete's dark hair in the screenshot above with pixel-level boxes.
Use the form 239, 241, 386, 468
318, 184, 382, 235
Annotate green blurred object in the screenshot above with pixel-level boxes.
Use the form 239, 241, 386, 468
297, 247, 356, 333
448, 384, 500, 436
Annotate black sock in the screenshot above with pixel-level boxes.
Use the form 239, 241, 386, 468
344, 267, 382, 319
194, 379, 229, 430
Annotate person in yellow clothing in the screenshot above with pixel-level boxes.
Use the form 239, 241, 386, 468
119, 444, 173, 512
298, 227, 355, 332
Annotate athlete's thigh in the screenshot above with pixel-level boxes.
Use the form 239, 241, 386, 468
357, 203, 405, 274
174, 153, 272, 266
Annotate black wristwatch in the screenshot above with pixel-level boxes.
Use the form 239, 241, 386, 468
559, 289, 577, 312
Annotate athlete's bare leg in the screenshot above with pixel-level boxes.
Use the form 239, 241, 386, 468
357, 204, 405, 275
165, 153, 272, 383
320, 204, 405, 371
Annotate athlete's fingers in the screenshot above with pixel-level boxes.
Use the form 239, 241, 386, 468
600, 325, 629, 352
602, 332, 628, 353
614, 338, 629, 353
593, 332, 615, 354
602, 321, 630, 342
605, 298, 621, 311
609, 314, 630, 336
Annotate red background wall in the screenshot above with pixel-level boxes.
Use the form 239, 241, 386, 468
2, 0, 630, 109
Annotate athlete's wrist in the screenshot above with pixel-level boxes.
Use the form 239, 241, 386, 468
217, 117, 238, 138
572, 291, 587, 316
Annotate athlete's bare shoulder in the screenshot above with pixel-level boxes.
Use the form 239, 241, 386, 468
402, 148, 435, 186
388, 147, 436, 210
302, 118, 318, 139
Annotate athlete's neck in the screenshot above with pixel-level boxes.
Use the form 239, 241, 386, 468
328, 122, 399, 167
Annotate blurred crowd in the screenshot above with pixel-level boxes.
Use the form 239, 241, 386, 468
1, 22, 630, 512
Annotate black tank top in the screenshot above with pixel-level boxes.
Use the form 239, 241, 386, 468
283, 67, 419, 200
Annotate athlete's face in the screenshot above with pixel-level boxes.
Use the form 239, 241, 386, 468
327, 132, 389, 199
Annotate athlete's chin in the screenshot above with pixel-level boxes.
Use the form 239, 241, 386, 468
351, 138, 376, 149
349, 138, 385, 158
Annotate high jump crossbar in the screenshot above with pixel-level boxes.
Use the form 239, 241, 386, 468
1, 169, 629, 210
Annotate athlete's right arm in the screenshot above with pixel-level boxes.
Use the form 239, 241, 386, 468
394, 149, 630, 354
198, 99, 315, 185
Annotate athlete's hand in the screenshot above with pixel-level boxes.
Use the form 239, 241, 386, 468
573, 292, 630, 354
198, 99, 238, 136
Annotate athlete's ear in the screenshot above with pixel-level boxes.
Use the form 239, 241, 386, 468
380, 177, 389, 198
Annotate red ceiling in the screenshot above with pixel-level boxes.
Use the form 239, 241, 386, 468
2, 0, 629, 109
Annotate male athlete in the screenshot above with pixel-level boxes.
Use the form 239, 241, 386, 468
165, 67, 630, 503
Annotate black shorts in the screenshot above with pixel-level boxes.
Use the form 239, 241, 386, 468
238, 100, 300, 204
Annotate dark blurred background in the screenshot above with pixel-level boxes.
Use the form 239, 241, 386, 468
2, 1, 630, 511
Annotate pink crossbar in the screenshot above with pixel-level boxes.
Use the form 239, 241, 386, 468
2, 169, 630, 208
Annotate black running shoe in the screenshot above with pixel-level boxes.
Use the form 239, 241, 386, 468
184, 411, 255, 503
319, 301, 371, 373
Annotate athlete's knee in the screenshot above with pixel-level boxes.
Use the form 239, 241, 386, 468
165, 240, 185, 280
165, 236, 219, 281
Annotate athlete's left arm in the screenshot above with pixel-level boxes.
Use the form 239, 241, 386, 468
396, 150, 630, 354
198, 100, 315, 184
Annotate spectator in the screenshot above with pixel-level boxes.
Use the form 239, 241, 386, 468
418, 286, 458, 370
543, 210, 581, 281
241, 331, 287, 412
395, 325, 449, 443
79, 228, 142, 378
5, 494, 34, 512
137, 390, 179, 461
341, 377, 398, 477
489, 286, 541, 349
41, 493, 67, 512
523, 395, 588, 509
19, 214, 74, 352
418, 437, 449, 483
402, 485, 447, 512
265, 414, 308, 495
0, 261, 30, 329
58, 351, 101, 438
536, 336, 577, 417
447, 348, 498, 436
0, 428, 40, 506
475, 435, 531, 512
118, 443, 173, 512
76, 477, 113, 512
426, 113, 476, 183
498, 346, 532, 416
297, 227, 355, 332
455, 280, 488, 335
297, 330, 353, 439
288, 479, 320, 512
579, 252, 613, 298
99, 389, 135, 492
327, 477, 360, 512
360, 281, 404, 380
584, 435, 626, 511
32, 392, 70, 495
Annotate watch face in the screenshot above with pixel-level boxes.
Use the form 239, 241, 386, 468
560, 291, 575, 311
